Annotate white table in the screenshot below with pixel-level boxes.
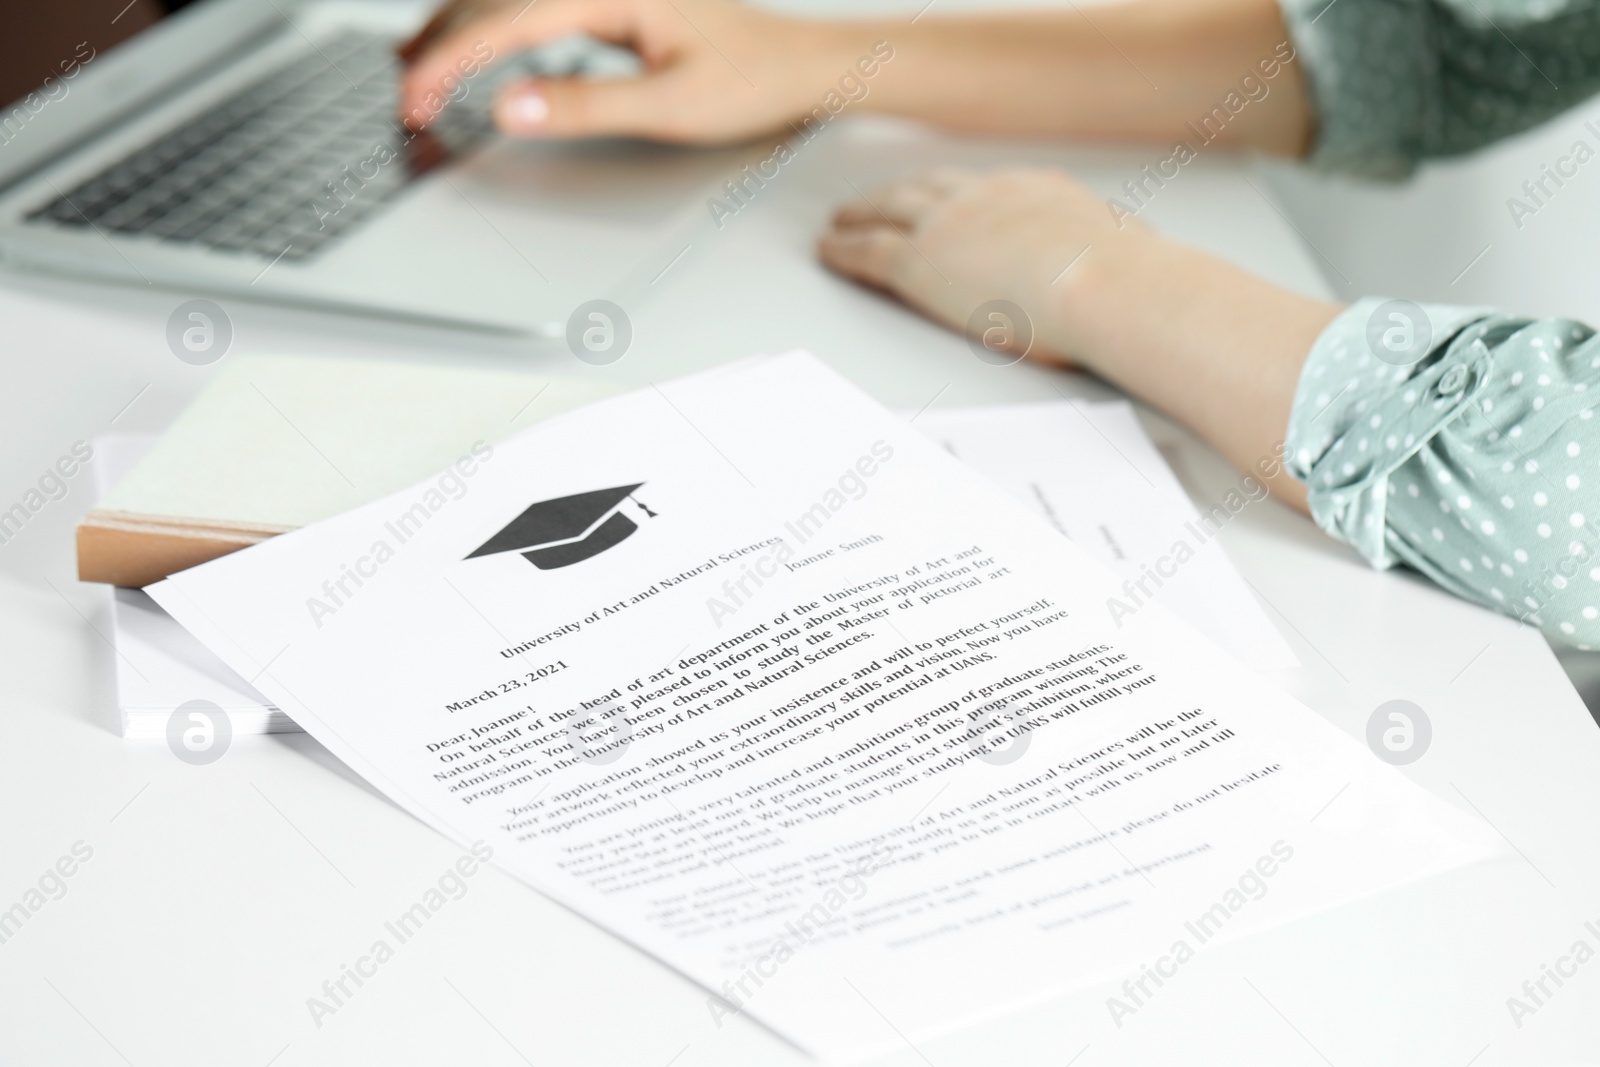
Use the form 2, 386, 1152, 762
2, 116, 1597, 1067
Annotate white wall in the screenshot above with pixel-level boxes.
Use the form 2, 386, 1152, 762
1261, 92, 1600, 324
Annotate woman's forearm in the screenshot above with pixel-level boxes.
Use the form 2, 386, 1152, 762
816, 168, 1336, 513
403, 0, 1315, 151
816, 0, 1313, 155
1063, 238, 1339, 512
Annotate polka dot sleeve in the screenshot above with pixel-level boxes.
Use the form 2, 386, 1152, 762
1285, 298, 1600, 648
1278, 0, 1600, 178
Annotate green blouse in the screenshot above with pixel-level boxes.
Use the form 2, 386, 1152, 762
1280, 0, 1600, 647
1281, 0, 1600, 179
1286, 301, 1600, 647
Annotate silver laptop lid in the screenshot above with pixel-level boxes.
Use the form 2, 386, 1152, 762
0, 0, 289, 192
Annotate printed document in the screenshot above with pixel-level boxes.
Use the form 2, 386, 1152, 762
104, 400, 1287, 740
151, 352, 1496, 1060
918, 402, 1297, 670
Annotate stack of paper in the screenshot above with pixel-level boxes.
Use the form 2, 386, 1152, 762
101, 396, 1292, 737
137, 352, 1497, 1060
79, 355, 618, 586
95, 434, 282, 739
917, 402, 1296, 672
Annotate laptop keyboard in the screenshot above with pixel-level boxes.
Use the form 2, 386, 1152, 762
26, 31, 495, 262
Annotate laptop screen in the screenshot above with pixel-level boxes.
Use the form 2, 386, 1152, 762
0, 1, 201, 112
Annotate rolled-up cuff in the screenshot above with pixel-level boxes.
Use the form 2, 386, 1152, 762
1286, 297, 1493, 565
1286, 297, 1600, 648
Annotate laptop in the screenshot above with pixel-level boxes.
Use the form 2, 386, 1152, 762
0, 0, 751, 336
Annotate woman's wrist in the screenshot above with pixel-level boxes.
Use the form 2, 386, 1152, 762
1046, 227, 1172, 367
1054, 231, 1339, 509
764, 18, 899, 124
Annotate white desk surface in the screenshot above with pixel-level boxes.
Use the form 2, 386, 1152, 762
2, 118, 1597, 1067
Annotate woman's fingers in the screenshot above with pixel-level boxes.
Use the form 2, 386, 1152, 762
917, 167, 980, 194
819, 166, 1132, 367
817, 226, 908, 290
401, 0, 655, 129
832, 181, 949, 230
494, 75, 674, 138
402, 0, 848, 144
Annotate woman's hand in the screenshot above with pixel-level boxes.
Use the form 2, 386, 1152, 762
401, 0, 1312, 150
400, 0, 855, 143
819, 168, 1154, 365
819, 167, 1338, 512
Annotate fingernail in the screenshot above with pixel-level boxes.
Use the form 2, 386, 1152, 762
502, 92, 549, 130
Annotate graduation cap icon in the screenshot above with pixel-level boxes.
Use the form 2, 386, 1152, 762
467, 484, 655, 569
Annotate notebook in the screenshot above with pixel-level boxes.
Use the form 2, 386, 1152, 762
95, 433, 283, 739
78, 354, 619, 586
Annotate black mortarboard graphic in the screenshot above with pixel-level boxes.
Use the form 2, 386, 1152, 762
467, 484, 651, 569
